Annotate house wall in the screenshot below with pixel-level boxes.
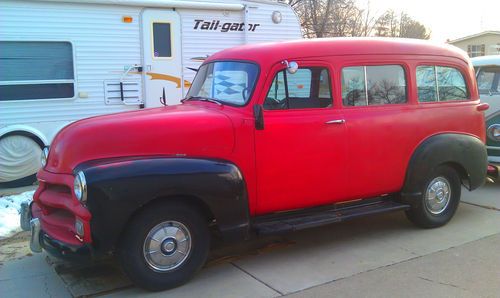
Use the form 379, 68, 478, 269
450, 33, 500, 57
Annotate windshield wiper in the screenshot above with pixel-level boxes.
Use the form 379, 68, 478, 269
182, 96, 222, 106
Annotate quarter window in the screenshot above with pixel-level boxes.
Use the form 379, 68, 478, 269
264, 67, 332, 110
0, 41, 75, 101
342, 65, 407, 106
416, 66, 469, 102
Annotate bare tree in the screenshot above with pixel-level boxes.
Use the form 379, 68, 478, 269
374, 10, 430, 39
285, 0, 431, 40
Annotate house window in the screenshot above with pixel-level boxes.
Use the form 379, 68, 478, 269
467, 44, 485, 57
0, 41, 75, 101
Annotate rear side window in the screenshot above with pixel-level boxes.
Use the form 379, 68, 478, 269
476, 67, 500, 94
416, 66, 469, 102
342, 65, 407, 106
264, 67, 332, 110
0, 41, 75, 101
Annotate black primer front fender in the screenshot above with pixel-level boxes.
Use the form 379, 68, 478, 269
402, 133, 487, 199
76, 157, 250, 253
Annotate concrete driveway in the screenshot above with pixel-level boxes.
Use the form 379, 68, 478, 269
1, 183, 499, 297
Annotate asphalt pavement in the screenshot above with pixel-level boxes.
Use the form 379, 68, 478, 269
0, 182, 499, 298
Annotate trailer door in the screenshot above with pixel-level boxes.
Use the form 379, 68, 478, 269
142, 9, 183, 107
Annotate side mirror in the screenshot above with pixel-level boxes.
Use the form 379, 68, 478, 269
253, 104, 264, 130
283, 60, 298, 74
281, 60, 299, 74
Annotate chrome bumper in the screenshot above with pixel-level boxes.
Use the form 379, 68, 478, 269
30, 218, 42, 253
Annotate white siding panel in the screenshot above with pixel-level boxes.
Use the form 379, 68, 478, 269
0, 1, 142, 126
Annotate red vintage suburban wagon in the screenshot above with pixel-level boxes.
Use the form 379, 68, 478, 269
28, 38, 488, 291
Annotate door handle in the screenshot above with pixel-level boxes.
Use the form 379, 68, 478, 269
325, 119, 345, 124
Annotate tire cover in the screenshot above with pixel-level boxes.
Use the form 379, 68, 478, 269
0, 135, 42, 182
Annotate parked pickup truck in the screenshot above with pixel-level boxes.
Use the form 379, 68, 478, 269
27, 38, 488, 291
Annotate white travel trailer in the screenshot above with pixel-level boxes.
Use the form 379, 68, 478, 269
0, 0, 302, 186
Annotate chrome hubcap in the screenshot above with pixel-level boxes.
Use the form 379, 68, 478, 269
425, 177, 451, 215
143, 221, 191, 272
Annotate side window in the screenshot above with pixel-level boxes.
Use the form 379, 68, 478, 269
342, 66, 366, 106
416, 65, 469, 102
476, 67, 500, 94
416, 66, 438, 102
152, 22, 172, 58
366, 65, 407, 104
264, 67, 332, 110
342, 65, 407, 106
437, 67, 468, 101
0, 41, 75, 101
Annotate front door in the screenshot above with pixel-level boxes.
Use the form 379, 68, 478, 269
255, 62, 348, 214
142, 9, 183, 107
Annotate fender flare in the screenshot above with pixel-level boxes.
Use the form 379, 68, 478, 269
0, 125, 48, 146
76, 157, 250, 253
401, 133, 487, 200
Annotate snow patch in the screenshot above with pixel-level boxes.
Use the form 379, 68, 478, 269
0, 191, 34, 239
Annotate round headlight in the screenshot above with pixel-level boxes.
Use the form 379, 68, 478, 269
41, 147, 49, 167
487, 124, 500, 141
74, 171, 87, 203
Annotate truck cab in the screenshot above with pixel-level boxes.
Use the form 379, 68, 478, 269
29, 38, 488, 291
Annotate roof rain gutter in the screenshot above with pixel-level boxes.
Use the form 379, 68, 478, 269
35, 0, 245, 10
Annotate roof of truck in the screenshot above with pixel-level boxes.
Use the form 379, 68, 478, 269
208, 38, 470, 64
471, 55, 500, 67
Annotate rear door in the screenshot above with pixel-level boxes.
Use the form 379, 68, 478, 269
142, 9, 183, 107
255, 62, 348, 214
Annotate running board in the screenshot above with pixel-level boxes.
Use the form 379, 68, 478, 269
253, 199, 410, 235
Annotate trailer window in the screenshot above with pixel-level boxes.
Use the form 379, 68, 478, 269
152, 23, 172, 58
0, 41, 75, 101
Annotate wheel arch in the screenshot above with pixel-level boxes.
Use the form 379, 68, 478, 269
77, 157, 250, 254
401, 133, 487, 200
0, 125, 49, 147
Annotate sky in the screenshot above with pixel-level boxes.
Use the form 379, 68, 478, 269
356, 0, 500, 42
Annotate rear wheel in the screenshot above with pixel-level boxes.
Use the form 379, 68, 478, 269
117, 202, 210, 291
405, 165, 461, 228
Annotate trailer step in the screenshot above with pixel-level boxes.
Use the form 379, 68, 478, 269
253, 198, 411, 235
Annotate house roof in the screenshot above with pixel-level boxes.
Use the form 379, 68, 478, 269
448, 31, 500, 44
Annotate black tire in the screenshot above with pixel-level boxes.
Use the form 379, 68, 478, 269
117, 201, 210, 291
405, 165, 461, 228
0, 174, 37, 188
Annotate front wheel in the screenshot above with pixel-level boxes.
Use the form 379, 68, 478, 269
405, 165, 461, 228
117, 202, 210, 291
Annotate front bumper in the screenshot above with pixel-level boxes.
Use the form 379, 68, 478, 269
30, 217, 92, 261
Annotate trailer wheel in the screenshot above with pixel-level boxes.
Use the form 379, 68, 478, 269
405, 165, 461, 228
117, 201, 210, 291
0, 135, 42, 188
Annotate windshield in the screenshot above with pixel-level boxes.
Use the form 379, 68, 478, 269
186, 61, 259, 106
476, 67, 500, 94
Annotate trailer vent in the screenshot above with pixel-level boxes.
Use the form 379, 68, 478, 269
104, 80, 143, 105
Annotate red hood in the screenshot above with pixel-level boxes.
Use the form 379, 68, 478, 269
45, 104, 235, 174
